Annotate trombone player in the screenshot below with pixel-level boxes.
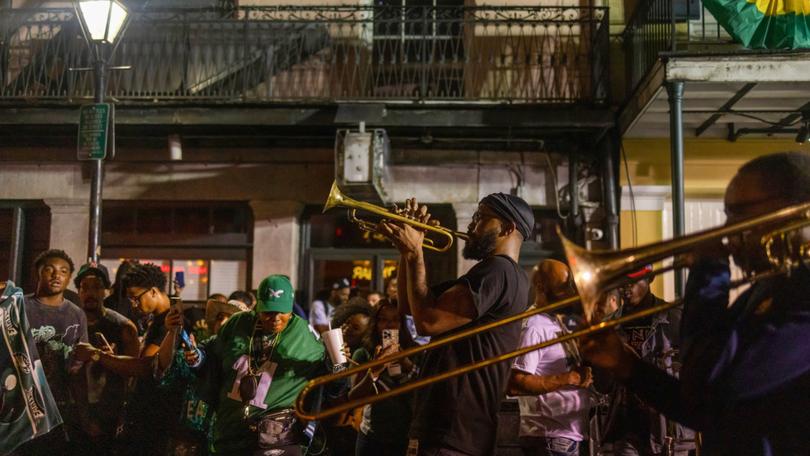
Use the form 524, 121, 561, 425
378, 193, 534, 456
581, 152, 810, 455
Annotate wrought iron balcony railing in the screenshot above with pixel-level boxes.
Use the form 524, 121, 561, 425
623, 0, 736, 96
0, 5, 609, 104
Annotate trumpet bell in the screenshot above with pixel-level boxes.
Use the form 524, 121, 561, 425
324, 181, 349, 213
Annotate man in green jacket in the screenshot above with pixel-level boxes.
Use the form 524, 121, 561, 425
184, 275, 327, 455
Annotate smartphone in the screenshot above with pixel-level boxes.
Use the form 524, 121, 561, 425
180, 329, 195, 349
382, 329, 399, 349
95, 332, 113, 352
382, 329, 401, 376
174, 271, 185, 290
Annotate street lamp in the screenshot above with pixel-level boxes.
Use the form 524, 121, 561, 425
75, 0, 129, 262
77, 0, 129, 44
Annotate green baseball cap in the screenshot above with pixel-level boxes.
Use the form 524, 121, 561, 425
256, 275, 294, 313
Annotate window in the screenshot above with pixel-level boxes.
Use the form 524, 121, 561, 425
100, 258, 248, 302
373, 0, 465, 97
100, 201, 252, 302
103, 202, 250, 239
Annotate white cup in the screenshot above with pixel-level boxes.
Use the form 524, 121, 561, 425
321, 328, 347, 365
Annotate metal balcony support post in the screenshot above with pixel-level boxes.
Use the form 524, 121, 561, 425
667, 81, 685, 297
669, 0, 677, 52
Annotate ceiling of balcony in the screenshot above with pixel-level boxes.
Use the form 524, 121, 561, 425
621, 51, 810, 141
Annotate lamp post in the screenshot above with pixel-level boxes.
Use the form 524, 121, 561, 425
75, 0, 129, 262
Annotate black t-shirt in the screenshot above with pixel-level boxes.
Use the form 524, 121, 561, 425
143, 310, 168, 348
87, 308, 134, 432
126, 310, 182, 446
88, 307, 132, 353
409, 255, 529, 455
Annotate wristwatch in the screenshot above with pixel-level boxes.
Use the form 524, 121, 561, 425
91, 350, 101, 363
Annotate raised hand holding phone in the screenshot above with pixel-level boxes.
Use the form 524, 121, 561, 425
174, 271, 185, 296
382, 329, 402, 376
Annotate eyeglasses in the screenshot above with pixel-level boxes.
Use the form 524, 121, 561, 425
128, 288, 151, 307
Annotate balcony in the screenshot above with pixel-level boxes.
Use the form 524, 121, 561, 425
618, 0, 810, 141
0, 5, 610, 105
623, 0, 739, 97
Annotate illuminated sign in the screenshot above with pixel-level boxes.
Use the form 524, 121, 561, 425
351, 264, 397, 281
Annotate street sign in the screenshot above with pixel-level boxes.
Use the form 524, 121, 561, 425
77, 103, 110, 160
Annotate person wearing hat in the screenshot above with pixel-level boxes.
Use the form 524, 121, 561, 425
378, 193, 533, 456
204, 299, 249, 338
618, 265, 682, 368
74, 262, 182, 455
597, 265, 693, 456
179, 275, 328, 455
73, 262, 140, 451
310, 278, 351, 334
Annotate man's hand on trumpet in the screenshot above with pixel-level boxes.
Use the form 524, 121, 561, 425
379, 197, 436, 257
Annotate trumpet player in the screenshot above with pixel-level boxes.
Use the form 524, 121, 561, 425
378, 193, 534, 456
581, 152, 810, 455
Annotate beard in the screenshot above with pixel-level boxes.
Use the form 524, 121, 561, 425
462, 230, 498, 260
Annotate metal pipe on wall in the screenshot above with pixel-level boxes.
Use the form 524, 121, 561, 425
569, 152, 580, 242
667, 81, 686, 297
601, 135, 620, 250
88, 51, 106, 263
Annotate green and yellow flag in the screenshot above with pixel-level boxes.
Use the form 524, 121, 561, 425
703, 0, 810, 48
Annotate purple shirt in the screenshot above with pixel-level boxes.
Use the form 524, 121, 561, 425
512, 314, 591, 441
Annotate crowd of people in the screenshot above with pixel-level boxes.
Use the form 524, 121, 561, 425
1, 151, 808, 456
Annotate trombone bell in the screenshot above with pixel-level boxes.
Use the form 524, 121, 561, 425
559, 201, 810, 322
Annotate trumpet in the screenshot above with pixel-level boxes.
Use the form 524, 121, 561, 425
294, 200, 810, 422
324, 181, 469, 253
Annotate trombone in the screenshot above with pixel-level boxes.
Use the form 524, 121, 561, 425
324, 181, 469, 253
294, 200, 810, 422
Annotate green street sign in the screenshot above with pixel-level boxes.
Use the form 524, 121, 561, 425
77, 103, 110, 160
